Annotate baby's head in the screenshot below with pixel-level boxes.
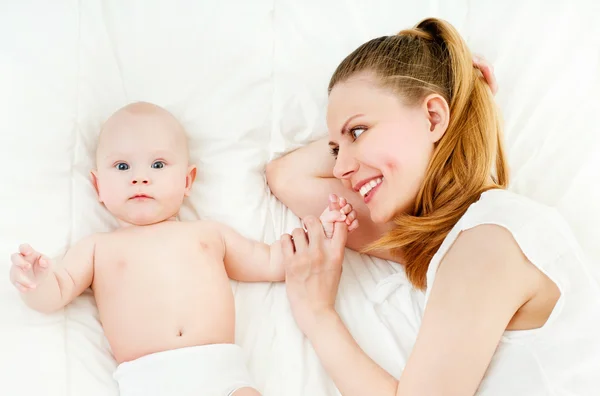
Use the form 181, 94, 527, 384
91, 102, 197, 227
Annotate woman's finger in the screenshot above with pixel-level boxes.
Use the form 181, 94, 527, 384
331, 220, 349, 248
292, 227, 308, 252
281, 234, 295, 258
473, 55, 498, 95
303, 216, 325, 248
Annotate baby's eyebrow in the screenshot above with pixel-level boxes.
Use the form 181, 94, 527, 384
151, 150, 175, 158
103, 153, 127, 161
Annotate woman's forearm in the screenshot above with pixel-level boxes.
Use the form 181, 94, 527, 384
266, 136, 334, 184
265, 136, 345, 220
265, 137, 397, 259
308, 311, 399, 396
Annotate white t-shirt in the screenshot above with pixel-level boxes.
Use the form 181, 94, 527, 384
423, 189, 600, 395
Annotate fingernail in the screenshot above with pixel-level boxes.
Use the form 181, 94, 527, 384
329, 194, 336, 202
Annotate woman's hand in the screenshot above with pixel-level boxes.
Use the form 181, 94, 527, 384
282, 215, 349, 337
473, 54, 498, 95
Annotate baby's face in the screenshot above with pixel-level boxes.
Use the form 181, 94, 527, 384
92, 103, 196, 226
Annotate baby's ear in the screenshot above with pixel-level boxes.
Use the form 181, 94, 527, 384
90, 170, 102, 202
184, 165, 197, 196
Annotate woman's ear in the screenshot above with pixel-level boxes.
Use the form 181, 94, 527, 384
422, 94, 450, 143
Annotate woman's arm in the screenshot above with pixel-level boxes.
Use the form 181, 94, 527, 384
266, 55, 497, 262
283, 218, 538, 396
267, 137, 396, 260
306, 310, 399, 395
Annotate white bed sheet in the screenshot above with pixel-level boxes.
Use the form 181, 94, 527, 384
1, 1, 599, 395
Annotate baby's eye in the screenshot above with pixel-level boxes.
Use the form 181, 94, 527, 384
115, 162, 129, 171
350, 127, 366, 140
151, 161, 165, 169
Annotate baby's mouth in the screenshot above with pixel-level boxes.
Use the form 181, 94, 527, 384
129, 194, 152, 200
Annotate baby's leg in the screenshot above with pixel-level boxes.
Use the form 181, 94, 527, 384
230, 387, 261, 396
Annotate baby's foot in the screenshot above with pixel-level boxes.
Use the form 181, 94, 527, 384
320, 194, 358, 239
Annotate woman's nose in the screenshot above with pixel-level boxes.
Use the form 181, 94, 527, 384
332, 148, 359, 180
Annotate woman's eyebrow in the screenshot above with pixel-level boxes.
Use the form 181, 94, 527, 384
340, 114, 363, 135
329, 113, 364, 146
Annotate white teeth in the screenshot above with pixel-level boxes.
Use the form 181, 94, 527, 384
359, 177, 383, 197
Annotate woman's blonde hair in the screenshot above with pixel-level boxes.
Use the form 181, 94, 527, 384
328, 18, 508, 290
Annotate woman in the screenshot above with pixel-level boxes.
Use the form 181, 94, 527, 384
266, 17, 600, 396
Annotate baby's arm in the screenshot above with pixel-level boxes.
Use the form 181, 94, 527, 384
215, 196, 357, 283
213, 223, 285, 282
9, 235, 96, 313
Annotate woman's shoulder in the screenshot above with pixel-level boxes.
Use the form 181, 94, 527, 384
424, 188, 575, 300
462, 188, 558, 229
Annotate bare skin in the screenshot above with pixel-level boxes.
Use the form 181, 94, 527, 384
9, 102, 356, 395
268, 56, 562, 396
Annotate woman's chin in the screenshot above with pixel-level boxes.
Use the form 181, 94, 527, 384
369, 205, 394, 224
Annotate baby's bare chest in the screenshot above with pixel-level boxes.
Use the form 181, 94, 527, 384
92, 225, 224, 285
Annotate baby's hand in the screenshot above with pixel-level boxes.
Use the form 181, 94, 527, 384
9, 244, 51, 293
319, 194, 359, 239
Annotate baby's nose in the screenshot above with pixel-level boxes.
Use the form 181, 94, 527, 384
131, 177, 149, 185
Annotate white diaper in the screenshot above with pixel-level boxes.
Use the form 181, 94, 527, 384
113, 343, 258, 396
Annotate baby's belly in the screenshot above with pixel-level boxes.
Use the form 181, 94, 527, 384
93, 257, 235, 364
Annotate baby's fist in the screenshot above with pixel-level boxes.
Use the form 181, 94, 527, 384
320, 194, 359, 239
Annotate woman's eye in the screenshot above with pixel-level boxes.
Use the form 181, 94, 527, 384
115, 163, 129, 171
152, 161, 165, 169
350, 127, 366, 140
329, 147, 339, 159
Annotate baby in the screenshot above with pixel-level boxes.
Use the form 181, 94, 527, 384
9, 102, 356, 396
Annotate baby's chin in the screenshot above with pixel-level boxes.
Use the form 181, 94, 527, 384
117, 211, 178, 227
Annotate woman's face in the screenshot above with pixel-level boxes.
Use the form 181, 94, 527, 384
327, 73, 449, 223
